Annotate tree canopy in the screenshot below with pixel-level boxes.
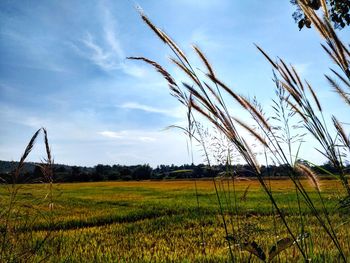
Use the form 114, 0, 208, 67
291, 0, 350, 30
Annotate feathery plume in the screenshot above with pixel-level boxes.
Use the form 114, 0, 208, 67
193, 45, 215, 77
332, 116, 350, 149
305, 81, 322, 112
233, 117, 269, 147
127, 57, 177, 86
295, 163, 321, 191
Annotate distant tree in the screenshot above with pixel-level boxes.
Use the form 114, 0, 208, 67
32, 165, 43, 181
107, 171, 120, 181
54, 166, 69, 182
91, 164, 107, 181
55, 166, 67, 173
291, 0, 350, 30
119, 166, 132, 179
132, 165, 152, 180
71, 166, 85, 182
315, 161, 339, 174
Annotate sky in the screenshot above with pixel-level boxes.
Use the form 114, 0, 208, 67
0, 0, 349, 167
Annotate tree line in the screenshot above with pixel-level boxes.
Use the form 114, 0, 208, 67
0, 160, 346, 183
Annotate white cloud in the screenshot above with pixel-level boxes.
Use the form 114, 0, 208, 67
98, 130, 124, 139
120, 102, 167, 114
293, 63, 310, 76
98, 130, 157, 143
102, 7, 124, 58
138, 136, 156, 142
120, 63, 148, 78
74, 4, 146, 77
119, 102, 185, 118
80, 32, 119, 71
190, 29, 226, 50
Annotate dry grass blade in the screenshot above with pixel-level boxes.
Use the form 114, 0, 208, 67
14, 128, 42, 181
295, 163, 321, 191
285, 100, 308, 122
215, 106, 237, 136
323, 21, 348, 69
279, 59, 297, 86
254, 44, 278, 69
329, 69, 350, 89
182, 82, 217, 115
332, 116, 350, 149
127, 57, 177, 87
291, 66, 304, 91
170, 58, 200, 86
305, 81, 322, 112
203, 82, 223, 105
326, 75, 350, 106
233, 117, 269, 147
280, 81, 302, 105
139, 13, 167, 43
159, 29, 189, 65
169, 85, 186, 104
208, 75, 248, 110
240, 96, 271, 132
321, 44, 343, 69
193, 45, 215, 77
189, 99, 232, 140
43, 128, 52, 165
240, 184, 250, 201
320, 0, 329, 19
241, 138, 261, 173
138, 11, 190, 66
42, 128, 54, 189
268, 237, 294, 261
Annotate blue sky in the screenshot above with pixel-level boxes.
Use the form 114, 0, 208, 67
0, 0, 349, 167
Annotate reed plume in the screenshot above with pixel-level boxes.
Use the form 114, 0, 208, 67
295, 163, 321, 191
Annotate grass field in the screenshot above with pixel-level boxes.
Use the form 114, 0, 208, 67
1, 178, 349, 262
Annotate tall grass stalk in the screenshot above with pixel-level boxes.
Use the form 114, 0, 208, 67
0, 128, 54, 262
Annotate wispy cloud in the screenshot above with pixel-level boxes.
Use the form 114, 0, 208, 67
139, 136, 156, 142
98, 130, 156, 143
98, 130, 124, 139
293, 62, 310, 76
119, 102, 184, 118
102, 6, 124, 58
80, 32, 119, 71
73, 3, 146, 77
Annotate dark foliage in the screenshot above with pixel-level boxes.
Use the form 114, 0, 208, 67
291, 0, 350, 30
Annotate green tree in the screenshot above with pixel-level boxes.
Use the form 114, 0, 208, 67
291, 0, 350, 30
132, 165, 152, 180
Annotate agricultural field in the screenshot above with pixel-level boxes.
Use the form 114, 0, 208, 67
1, 178, 349, 262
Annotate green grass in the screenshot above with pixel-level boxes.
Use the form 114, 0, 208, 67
1, 179, 349, 262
